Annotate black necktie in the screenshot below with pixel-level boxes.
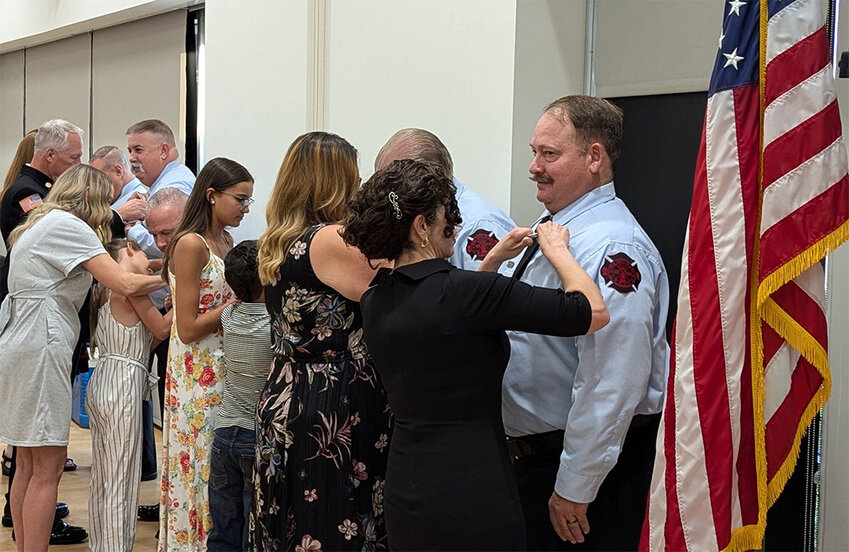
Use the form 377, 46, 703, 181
512, 215, 552, 280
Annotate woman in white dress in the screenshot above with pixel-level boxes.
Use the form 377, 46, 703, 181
0, 164, 165, 552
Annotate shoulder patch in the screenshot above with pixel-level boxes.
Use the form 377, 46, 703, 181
465, 229, 499, 261
600, 252, 641, 294
18, 194, 43, 213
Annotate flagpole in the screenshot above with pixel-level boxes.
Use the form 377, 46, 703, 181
828, 0, 840, 76
583, 0, 597, 96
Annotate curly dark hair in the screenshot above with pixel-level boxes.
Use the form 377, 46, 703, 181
343, 159, 462, 261
224, 239, 262, 302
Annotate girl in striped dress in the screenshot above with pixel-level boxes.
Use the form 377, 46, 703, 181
87, 239, 173, 552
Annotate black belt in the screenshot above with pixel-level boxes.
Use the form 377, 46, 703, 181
506, 429, 564, 461
506, 413, 660, 462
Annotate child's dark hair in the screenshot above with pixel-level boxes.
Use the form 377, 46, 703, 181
224, 240, 262, 302
89, 239, 142, 348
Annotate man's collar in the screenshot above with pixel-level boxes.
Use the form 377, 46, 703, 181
115, 177, 148, 204
370, 258, 454, 285
20, 164, 53, 188
151, 160, 179, 188
453, 177, 467, 199
543, 181, 616, 225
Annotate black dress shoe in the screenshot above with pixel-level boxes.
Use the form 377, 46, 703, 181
49, 520, 88, 545
12, 522, 88, 544
55, 502, 69, 520
138, 504, 159, 522
1, 450, 11, 476
2, 502, 68, 528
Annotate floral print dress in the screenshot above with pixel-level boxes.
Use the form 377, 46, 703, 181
159, 234, 232, 551
252, 224, 391, 551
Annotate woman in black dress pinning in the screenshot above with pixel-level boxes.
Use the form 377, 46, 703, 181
342, 160, 609, 551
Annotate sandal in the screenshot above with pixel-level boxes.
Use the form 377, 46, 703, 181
63, 458, 77, 472
1, 450, 11, 476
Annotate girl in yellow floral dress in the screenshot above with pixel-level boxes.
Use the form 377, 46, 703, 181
157, 158, 255, 551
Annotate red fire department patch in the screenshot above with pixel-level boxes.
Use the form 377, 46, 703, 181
466, 229, 499, 261
600, 252, 641, 294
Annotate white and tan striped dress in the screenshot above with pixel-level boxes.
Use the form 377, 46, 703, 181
87, 292, 153, 552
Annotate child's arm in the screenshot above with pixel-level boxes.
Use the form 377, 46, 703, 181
127, 293, 173, 340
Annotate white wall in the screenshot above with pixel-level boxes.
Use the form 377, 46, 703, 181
0, 50, 25, 183
511, 0, 587, 226
206, 0, 520, 243
594, 0, 720, 97
325, 0, 517, 212
24, 34, 91, 141
819, 3, 849, 548
91, 12, 187, 157
0, 0, 196, 53
822, 246, 849, 552
203, 0, 311, 243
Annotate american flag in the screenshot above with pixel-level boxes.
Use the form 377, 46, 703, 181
641, 0, 849, 550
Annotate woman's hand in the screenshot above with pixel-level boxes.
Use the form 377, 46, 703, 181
536, 221, 571, 260
536, 221, 610, 334
478, 227, 534, 272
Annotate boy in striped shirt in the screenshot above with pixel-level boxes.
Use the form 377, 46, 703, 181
208, 240, 274, 551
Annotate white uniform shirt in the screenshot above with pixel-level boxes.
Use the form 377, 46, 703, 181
450, 178, 515, 273
502, 182, 670, 503
127, 160, 195, 309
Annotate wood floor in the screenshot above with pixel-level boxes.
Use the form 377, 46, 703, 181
0, 423, 161, 551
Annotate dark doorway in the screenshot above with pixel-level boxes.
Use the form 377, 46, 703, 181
185, 8, 204, 175
608, 92, 704, 338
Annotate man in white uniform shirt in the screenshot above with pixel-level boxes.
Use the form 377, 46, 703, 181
503, 95, 669, 550
90, 145, 148, 210
125, 119, 194, 257
374, 128, 515, 271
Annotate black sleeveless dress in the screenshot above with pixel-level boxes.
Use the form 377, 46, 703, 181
360, 259, 591, 551
252, 225, 391, 551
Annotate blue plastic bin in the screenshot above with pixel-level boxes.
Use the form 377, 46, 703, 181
71, 367, 94, 428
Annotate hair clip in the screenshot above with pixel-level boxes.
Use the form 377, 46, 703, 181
388, 191, 402, 220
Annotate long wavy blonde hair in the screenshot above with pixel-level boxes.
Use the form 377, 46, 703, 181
9, 164, 114, 248
0, 130, 37, 203
257, 131, 359, 285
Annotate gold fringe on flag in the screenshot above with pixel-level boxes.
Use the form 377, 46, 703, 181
758, 219, 849, 308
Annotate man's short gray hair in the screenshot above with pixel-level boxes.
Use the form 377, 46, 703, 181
147, 186, 188, 215
91, 145, 132, 173
375, 128, 453, 179
34, 119, 84, 156
126, 119, 176, 148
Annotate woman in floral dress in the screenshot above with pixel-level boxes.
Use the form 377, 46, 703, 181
254, 132, 392, 551
158, 158, 254, 551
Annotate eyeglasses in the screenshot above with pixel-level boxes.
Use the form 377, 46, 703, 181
219, 191, 254, 209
